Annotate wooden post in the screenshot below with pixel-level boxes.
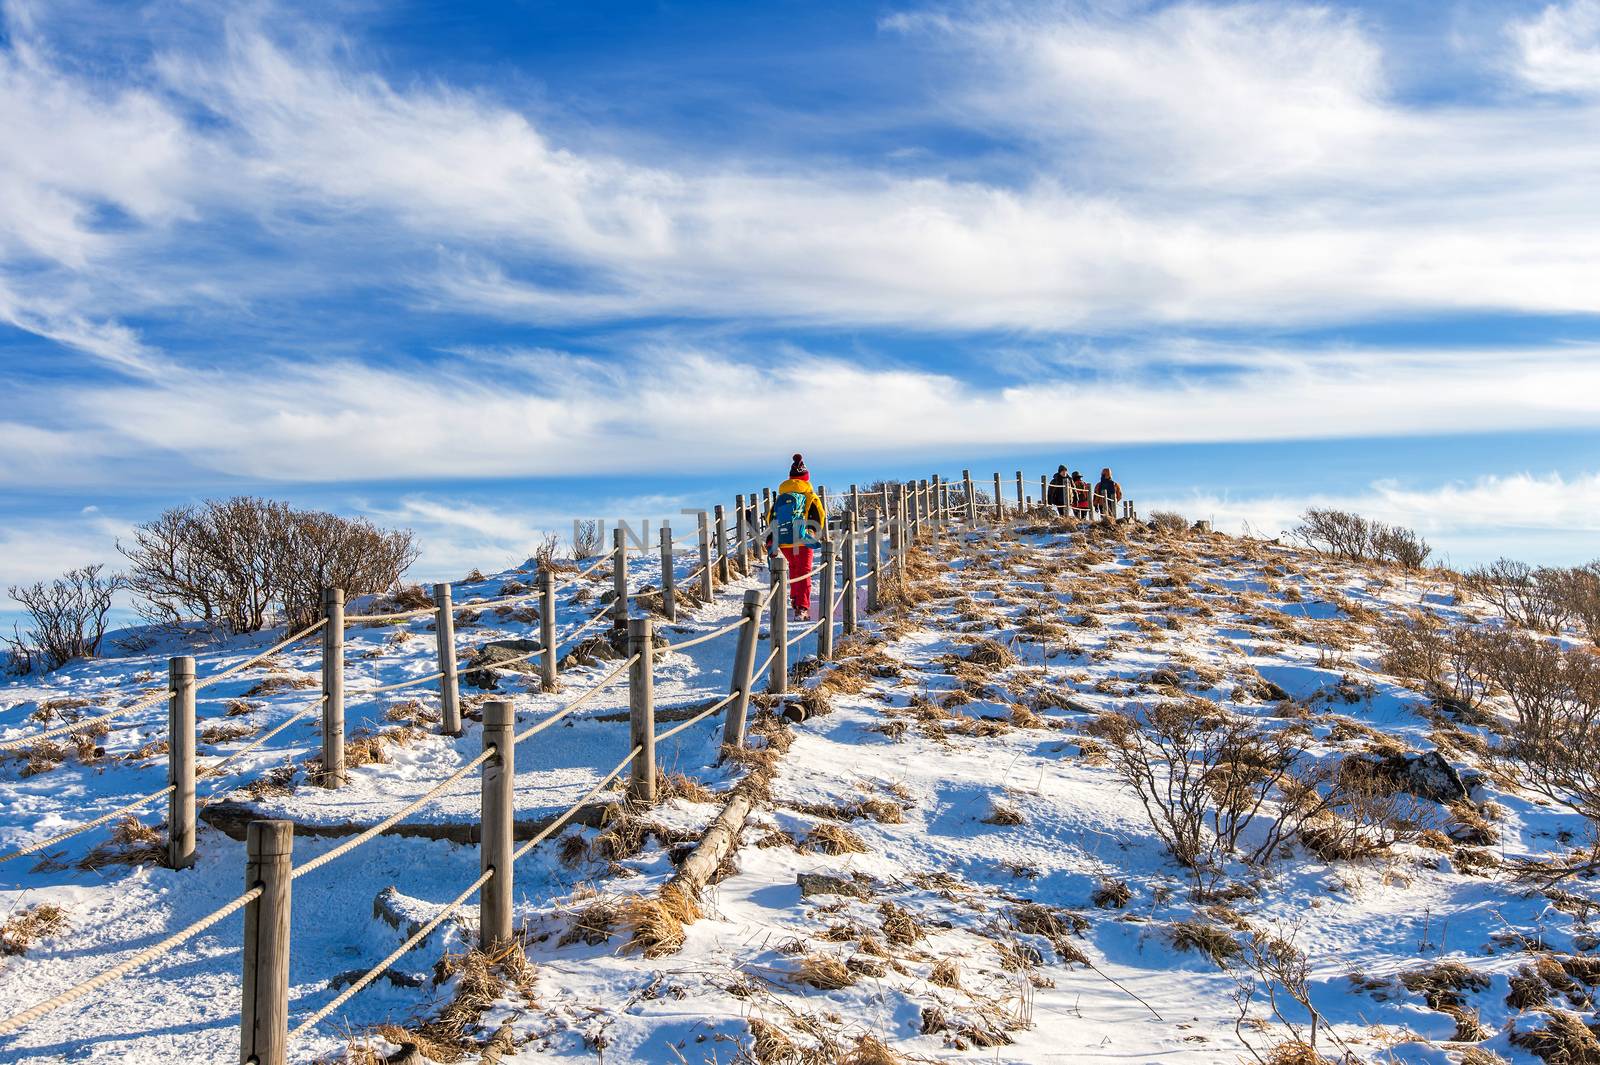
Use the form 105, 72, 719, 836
627, 616, 656, 803
723, 590, 762, 750
539, 570, 558, 692
698, 510, 714, 600
867, 517, 882, 612
240, 820, 292, 1065
850, 483, 860, 519
769, 553, 788, 695
1016, 470, 1025, 511
994, 472, 1004, 522
929, 476, 942, 545
818, 538, 836, 661
320, 588, 345, 789
908, 481, 921, 540
963, 469, 976, 523
659, 525, 676, 622
733, 495, 749, 577
748, 490, 761, 565
1040, 474, 1048, 513
168, 655, 195, 870
612, 527, 629, 636
888, 499, 902, 576
714, 504, 730, 584
480, 699, 515, 952
433, 583, 461, 735
816, 484, 828, 517
843, 513, 859, 635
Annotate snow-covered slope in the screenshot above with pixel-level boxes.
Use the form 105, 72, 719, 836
1, 517, 1594, 1064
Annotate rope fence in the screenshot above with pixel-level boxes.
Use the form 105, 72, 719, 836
0, 465, 1136, 1056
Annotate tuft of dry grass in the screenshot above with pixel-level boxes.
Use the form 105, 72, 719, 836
1509, 1009, 1600, 1063
78, 816, 165, 870
793, 952, 856, 990
617, 883, 700, 957
879, 901, 925, 947
1092, 878, 1132, 908
199, 721, 256, 745
929, 957, 961, 989
982, 798, 1026, 826
659, 771, 716, 804
805, 823, 869, 855
559, 897, 617, 947
0, 903, 68, 955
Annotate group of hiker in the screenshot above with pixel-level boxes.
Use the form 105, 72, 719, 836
760, 454, 1127, 619
1045, 466, 1122, 521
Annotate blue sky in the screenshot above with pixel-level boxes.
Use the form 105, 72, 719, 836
2, 0, 1599, 603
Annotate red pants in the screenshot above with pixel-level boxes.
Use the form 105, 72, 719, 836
781, 545, 813, 614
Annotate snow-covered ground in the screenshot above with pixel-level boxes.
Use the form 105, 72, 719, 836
2, 515, 1596, 1064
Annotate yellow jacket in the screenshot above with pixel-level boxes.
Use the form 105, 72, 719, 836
765, 479, 826, 546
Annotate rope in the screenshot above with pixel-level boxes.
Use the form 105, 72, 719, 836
786, 616, 824, 648
0, 688, 166, 752
198, 699, 323, 780
752, 645, 780, 686
511, 655, 637, 745
654, 692, 738, 745
0, 783, 176, 865
654, 615, 749, 656
554, 549, 618, 594
362, 670, 447, 694
291, 749, 495, 880
0, 885, 262, 1036
0, 616, 325, 753
509, 745, 640, 862
345, 605, 434, 625
288, 867, 495, 1040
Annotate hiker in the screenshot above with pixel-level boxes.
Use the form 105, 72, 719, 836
765, 454, 826, 619
1046, 465, 1070, 515
1094, 467, 1123, 521
1070, 471, 1092, 520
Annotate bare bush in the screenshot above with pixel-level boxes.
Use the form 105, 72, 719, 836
1091, 703, 1305, 887
1378, 617, 1493, 713
1555, 562, 1600, 646
120, 498, 417, 633
1488, 636, 1600, 823
1288, 509, 1430, 569
570, 520, 602, 561
7, 565, 124, 671
1150, 511, 1189, 534
1469, 558, 1573, 634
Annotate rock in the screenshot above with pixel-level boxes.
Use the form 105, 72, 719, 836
797, 872, 872, 899
1376, 751, 1468, 805
330, 966, 424, 991
463, 639, 544, 689
846, 954, 888, 978
1192, 520, 1212, 533
1149, 669, 1182, 688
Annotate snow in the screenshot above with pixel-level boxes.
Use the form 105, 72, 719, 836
1, 519, 1595, 1063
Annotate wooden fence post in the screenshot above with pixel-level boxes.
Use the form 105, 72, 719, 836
480, 698, 515, 952
929, 476, 942, 545
698, 510, 714, 601
723, 590, 762, 751
1040, 475, 1048, 513
612, 527, 629, 637
867, 517, 882, 613
963, 469, 976, 523
433, 583, 461, 735
817, 484, 828, 517
627, 616, 656, 803
240, 820, 292, 1065
714, 504, 730, 584
993, 472, 1004, 522
850, 483, 860, 519
659, 525, 676, 622
733, 495, 748, 578
819, 538, 836, 662
769, 553, 788, 695
539, 570, 558, 692
168, 655, 195, 870
843, 513, 859, 635
1015, 470, 1025, 511
320, 588, 345, 789
887, 500, 901, 577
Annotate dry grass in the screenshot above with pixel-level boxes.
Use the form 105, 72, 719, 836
929, 957, 961, 989
559, 897, 617, 947
1509, 1009, 1600, 1063
879, 901, 925, 947
982, 799, 1026, 826
199, 721, 256, 745
1092, 878, 1132, 908
659, 771, 716, 804
243, 673, 317, 697
78, 816, 165, 870
793, 952, 856, 990
617, 882, 701, 957
0, 903, 68, 955
805, 823, 869, 855
364, 942, 535, 1061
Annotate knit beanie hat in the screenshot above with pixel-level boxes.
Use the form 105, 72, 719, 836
789, 453, 808, 479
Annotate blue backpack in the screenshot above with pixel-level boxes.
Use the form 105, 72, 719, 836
772, 490, 819, 547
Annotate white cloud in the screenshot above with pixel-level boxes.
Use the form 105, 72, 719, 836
1512, 0, 1600, 94
1145, 471, 1600, 566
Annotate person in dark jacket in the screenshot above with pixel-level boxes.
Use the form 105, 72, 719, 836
1070, 471, 1092, 519
1094, 467, 1123, 521
1046, 465, 1070, 514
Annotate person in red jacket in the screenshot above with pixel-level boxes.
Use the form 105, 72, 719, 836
764, 454, 826, 618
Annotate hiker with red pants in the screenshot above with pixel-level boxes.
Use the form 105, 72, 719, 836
764, 454, 826, 619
